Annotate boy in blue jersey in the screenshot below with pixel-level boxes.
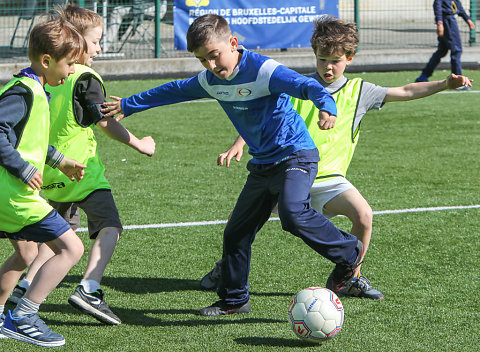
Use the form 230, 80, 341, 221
0, 19, 87, 347
416, 0, 475, 84
201, 15, 473, 299
103, 14, 365, 316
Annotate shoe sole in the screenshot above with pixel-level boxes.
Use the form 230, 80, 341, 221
1, 326, 65, 347
68, 295, 121, 325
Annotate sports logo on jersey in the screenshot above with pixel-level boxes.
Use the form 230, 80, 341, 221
238, 88, 252, 97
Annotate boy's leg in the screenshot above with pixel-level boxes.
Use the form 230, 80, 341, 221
445, 18, 463, 75
2, 211, 84, 347
199, 165, 276, 316
419, 36, 449, 79
0, 240, 38, 306
322, 188, 384, 299
67, 190, 122, 325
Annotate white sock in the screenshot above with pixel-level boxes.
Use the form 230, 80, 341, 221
0, 304, 4, 316
12, 298, 39, 319
18, 278, 31, 290
80, 279, 100, 293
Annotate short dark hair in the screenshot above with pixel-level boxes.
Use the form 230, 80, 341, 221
28, 19, 86, 62
311, 15, 359, 58
186, 14, 231, 52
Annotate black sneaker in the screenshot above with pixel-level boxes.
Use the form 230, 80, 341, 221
1, 310, 65, 347
344, 274, 384, 300
326, 240, 364, 295
8, 285, 26, 305
68, 285, 121, 325
199, 259, 223, 291
198, 300, 251, 316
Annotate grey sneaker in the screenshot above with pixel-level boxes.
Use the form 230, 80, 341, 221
0, 314, 7, 339
1, 310, 65, 347
198, 300, 251, 316
8, 285, 26, 305
326, 240, 364, 295
199, 259, 223, 291
68, 285, 121, 325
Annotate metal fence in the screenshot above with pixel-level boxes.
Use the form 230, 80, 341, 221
0, 0, 478, 63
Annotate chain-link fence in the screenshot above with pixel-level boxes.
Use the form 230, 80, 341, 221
0, 0, 477, 63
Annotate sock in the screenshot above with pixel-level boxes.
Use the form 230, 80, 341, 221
80, 279, 100, 293
18, 278, 31, 290
12, 298, 40, 319
0, 304, 4, 316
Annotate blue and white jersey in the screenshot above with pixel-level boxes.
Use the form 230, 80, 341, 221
122, 48, 337, 164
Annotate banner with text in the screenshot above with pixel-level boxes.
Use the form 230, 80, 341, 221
174, 0, 339, 50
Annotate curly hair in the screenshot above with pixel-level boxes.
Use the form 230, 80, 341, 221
310, 15, 359, 58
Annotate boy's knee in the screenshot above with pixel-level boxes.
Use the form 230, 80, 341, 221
355, 207, 373, 231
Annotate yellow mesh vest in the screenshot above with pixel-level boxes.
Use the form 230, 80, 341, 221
0, 77, 53, 232
43, 64, 111, 202
291, 78, 363, 182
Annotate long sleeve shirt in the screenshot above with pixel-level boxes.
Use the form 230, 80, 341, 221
122, 48, 337, 164
434, 0, 471, 23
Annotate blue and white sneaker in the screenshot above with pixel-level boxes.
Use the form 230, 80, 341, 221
0, 314, 7, 339
1, 310, 65, 347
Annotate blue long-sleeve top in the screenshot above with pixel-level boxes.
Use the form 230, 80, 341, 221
434, 0, 471, 23
122, 48, 337, 164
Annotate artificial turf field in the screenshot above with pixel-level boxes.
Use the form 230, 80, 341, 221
1, 69, 479, 351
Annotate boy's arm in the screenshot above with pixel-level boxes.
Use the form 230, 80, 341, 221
0, 86, 37, 184
218, 135, 246, 167
96, 117, 155, 156
384, 74, 472, 103
103, 76, 208, 121
269, 65, 337, 117
456, 0, 474, 28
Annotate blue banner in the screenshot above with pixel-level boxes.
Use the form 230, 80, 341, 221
174, 0, 339, 50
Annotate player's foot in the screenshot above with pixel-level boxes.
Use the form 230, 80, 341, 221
68, 285, 121, 325
1, 310, 65, 347
339, 273, 384, 299
0, 314, 7, 339
7, 285, 26, 305
198, 300, 251, 316
326, 241, 365, 295
415, 74, 429, 82
199, 259, 223, 291
456, 85, 472, 91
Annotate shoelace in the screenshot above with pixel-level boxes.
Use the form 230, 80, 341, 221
353, 275, 373, 291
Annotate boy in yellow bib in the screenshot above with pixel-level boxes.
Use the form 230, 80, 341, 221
8, 5, 155, 326
0, 19, 87, 347
200, 16, 472, 299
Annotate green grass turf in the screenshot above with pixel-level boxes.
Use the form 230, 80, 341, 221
1, 69, 479, 351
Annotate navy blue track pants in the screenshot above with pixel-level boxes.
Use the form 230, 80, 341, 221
218, 149, 359, 305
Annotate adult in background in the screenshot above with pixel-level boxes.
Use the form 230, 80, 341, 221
415, 0, 475, 87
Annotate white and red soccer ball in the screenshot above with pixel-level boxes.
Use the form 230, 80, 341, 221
288, 286, 344, 342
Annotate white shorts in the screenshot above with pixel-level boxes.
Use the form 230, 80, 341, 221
271, 176, 355, 219
310, 176, 355, 219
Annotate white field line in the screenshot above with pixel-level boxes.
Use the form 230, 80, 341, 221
76, 204, 480, 233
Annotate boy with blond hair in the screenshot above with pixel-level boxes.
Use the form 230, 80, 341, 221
8, 4, 155, 326
0, 18, 86, 347
103, 14, 367, 316
201, 15, 472, 299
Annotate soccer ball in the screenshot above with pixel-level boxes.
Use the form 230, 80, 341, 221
288, 286, 344, 343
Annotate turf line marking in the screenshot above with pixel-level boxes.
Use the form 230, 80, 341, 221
75, 204, 480, 233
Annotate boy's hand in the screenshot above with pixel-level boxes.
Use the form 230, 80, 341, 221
437, 22, 444, 37
28, 170, 43, 190
58, 158, 86, 182
318, 111, 336, 130
218, 143, 244, 167
446, 73, 473, 89
467, 19, 475, 31
102, 96, 125, 121
136, 136, 156, 156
